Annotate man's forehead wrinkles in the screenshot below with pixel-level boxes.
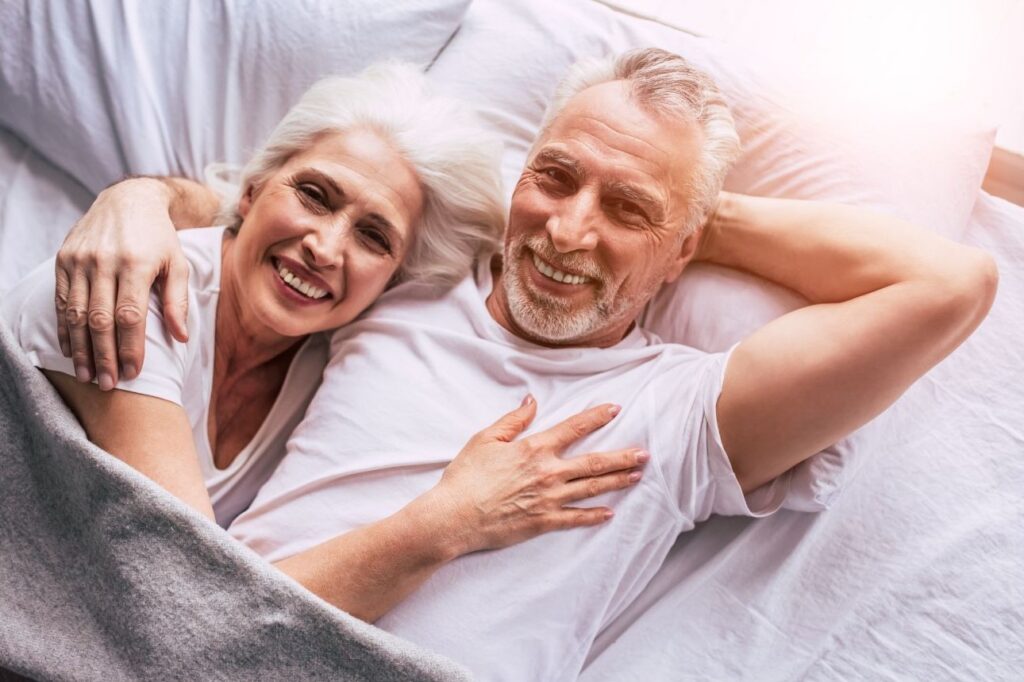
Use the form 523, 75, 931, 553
574, 113, 667, 158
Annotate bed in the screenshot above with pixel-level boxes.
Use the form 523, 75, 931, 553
1, 1, 1021, 680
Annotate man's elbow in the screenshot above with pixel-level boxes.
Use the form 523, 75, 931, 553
955, 249, 998, 323
934, 248, 999, 335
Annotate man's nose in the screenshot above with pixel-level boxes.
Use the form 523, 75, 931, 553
547, 192, 599, 253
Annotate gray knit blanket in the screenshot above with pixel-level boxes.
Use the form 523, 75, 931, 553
0, 320, 469, 682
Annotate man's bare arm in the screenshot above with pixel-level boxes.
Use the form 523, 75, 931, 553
55, 176, 221, 388
700, 193, 997, 492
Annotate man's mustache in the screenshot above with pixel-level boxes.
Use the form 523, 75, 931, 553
518, 235, 606, 283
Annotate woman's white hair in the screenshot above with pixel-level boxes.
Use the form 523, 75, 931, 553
539, 48, 741, 235
207, 62, 505, 287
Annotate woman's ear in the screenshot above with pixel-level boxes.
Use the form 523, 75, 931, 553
238, 184, 256, 218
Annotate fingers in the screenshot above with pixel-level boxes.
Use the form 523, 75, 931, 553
548, 506, 617, 531
560, 448, 649, 482
54, 263, 72, 357
86, 267, 121, 391
65, 269, 95, 383
557, 468, 643, 506
113, 272, 151, 381
527, 403, 621, 452
160, 255, 191, 343
478, 394, 538, 443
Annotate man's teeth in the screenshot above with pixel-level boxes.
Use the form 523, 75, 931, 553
532, 253, 590, 285
277, 264, 329, 300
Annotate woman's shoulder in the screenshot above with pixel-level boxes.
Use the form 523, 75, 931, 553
178, 225, 229, 294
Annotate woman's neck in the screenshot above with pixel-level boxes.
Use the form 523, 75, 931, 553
216, 234, 302, 380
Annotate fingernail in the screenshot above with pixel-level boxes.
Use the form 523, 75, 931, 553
521, 394, 535, 407
75, 366, 91, 383
608, 404, 621, 417
98, 372, 114, 391
635, 449, 650, 464
603, 509, 615, 520
628, 471, 643, 483
122, 364, 137, 380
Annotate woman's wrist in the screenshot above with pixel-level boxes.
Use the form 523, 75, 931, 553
398, 487, 475, 564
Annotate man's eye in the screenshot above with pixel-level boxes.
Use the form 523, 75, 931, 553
609, 198, 645, 219
542, 168, 570, 185
359, 226, 392, 255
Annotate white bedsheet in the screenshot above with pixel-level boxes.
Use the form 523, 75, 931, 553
582, 192, 1024, 681
0, 126, 90, 293
1, 126, 1021, 682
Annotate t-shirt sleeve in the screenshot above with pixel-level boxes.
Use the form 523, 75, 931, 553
1, 258, 190, 406
656, 344, 791, 523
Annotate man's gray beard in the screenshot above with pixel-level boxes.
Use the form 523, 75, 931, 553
501, 235, 648, 344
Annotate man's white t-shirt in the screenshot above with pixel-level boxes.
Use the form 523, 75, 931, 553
1, 227, 327, 526
229, 259, 790, 681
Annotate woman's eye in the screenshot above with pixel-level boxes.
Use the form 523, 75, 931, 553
297, 183, 327, 208
359, 227, 392, 255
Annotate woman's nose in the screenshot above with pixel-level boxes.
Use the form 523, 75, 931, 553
301, 222, 347, 269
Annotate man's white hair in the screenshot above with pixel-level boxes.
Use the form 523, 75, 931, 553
539, 48, 741, 235
214, 62, 505, 287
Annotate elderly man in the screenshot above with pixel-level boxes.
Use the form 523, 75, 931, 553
54, 49, 995, 680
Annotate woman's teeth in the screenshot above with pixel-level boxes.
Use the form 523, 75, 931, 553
532, 253, 590, 285
277, 264, 329, 300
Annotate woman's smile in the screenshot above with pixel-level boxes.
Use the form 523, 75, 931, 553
269, 256, 335, 307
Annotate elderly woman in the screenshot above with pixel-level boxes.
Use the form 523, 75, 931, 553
0, 64, 645, 622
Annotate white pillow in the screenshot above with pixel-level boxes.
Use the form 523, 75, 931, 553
429, 0, 996, 510
0, 0, 472, 195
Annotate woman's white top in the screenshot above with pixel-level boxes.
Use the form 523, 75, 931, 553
1, 226, 327, 526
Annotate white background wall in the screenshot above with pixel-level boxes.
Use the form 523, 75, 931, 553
598, 0, 1024, 155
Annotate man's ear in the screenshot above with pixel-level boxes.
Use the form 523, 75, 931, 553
663, 227, 702, 284
238, 184, 256, 219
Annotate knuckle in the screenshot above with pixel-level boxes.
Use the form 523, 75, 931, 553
114, 304, 145, 327
586, 478, 603, 498
54, 290, 69, 310
584, 455, 604, 478
519, 439, 542, 459
65, 306, 89, 328
87, 308, 115, 332
118, 252, 142, 270
536, 470, 559, 490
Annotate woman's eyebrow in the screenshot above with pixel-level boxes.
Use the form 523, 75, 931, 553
364, 212, 404, 248
301, 168, 345, 199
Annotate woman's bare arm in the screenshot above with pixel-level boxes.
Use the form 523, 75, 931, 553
43, 371, 216, 520
273, 399, 647, 623
54, 177, 220, 389
41, 382, 644, 623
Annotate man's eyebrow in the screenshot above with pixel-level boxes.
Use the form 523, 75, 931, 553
605, 180, 666, 223
532, 149, 585, 179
